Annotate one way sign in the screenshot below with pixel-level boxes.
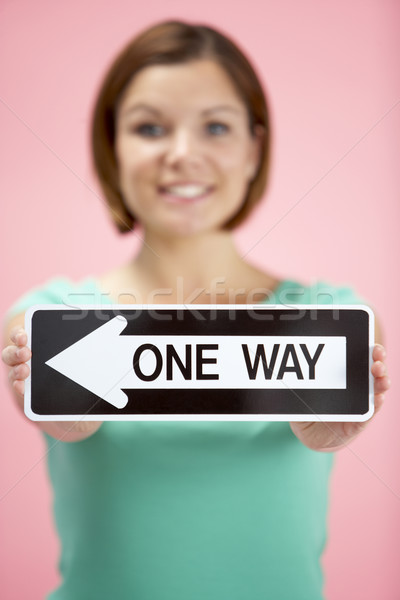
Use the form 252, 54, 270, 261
24, 304, 374, 422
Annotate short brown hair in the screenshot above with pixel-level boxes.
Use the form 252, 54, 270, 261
90, 20, 271, 232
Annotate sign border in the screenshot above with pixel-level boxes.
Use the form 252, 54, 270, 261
24, 304, 375, 423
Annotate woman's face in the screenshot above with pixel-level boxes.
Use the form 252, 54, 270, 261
114, 59, 262, 238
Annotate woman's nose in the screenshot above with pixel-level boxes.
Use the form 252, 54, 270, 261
163, 129, 201, 167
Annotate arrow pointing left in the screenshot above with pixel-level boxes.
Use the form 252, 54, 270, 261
45, 316, 130, 409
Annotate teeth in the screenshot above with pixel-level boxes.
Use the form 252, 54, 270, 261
164, 185, 209, 198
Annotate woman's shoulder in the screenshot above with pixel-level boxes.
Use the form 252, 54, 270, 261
5, 274, 100, 321
271, 277, 368, 306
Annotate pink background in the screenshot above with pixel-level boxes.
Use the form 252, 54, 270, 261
1, 1, 399, 598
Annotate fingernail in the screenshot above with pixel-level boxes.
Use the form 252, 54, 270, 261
16, 349, 21, 359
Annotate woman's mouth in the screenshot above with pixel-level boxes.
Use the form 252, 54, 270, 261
159, 184, 214, 202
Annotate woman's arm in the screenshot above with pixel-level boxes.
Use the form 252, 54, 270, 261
2, 312, 102, 442
290, 313, 390, 452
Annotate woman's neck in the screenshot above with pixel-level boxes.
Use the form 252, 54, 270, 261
99, 229, 280, 305
134, 229, 244, 291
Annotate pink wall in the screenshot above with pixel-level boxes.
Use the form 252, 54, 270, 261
1, 1, 399, 598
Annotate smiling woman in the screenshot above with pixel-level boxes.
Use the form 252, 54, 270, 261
91, 20, 271, 234
2, 18, 390, 600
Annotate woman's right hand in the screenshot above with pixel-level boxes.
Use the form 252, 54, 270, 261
2, 319, 103, 442
2, 326, 31, 405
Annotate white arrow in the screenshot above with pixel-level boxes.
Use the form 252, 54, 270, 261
46, 316, 131, 409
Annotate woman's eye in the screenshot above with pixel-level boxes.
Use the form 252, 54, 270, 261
134, 123, 165, 137
206, 122, 229, 136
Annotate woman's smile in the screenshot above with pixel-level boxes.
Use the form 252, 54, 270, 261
158, 182, 215, 203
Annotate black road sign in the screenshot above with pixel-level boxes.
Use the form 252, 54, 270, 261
25, 304, 374, 421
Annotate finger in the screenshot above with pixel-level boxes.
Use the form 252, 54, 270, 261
374, 375, 390, 394
374, 393, 385, 413
9, 327, 27, 347
2, 345, 31, 367
372, 344, 386, 362
8, 363, 30, 383
371, 360, 387, 378
2, 346, 17, 366
12, 379, 25, 398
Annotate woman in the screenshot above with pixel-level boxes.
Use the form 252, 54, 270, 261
2, 20, 390, 600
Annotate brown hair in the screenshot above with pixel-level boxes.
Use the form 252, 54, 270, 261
90, 20, 271, 232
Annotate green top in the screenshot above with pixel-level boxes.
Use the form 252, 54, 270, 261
7, 276, 366, 600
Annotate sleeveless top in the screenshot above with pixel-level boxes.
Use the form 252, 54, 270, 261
7, 276, 367, 600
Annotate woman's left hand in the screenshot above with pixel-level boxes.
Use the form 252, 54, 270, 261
290, 343, 390, 451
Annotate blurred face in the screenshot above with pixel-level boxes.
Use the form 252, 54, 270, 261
114, 59, 262, 238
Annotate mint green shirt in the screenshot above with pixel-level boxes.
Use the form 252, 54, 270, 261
8, 276, 366, 600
